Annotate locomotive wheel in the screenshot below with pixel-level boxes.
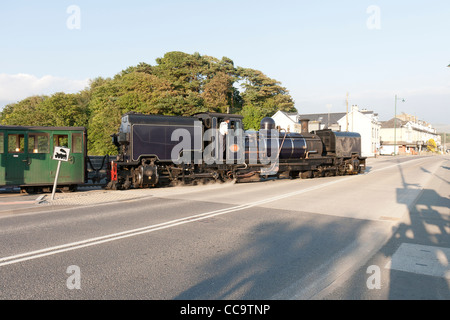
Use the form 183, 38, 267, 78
301, 171, 313, 179
133, 167, 144, 188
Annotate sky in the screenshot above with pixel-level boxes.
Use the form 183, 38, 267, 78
0, 0, 449, 130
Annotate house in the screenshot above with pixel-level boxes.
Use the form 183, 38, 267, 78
379, 114, 440, 155
271, 111, 302, 133
337, 106, 381, 158
295, 105, 381, 157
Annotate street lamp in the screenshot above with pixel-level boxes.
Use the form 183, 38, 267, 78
394, 95, 406, 156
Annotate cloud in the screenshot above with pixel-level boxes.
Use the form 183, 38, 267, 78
0, 73, 90, 106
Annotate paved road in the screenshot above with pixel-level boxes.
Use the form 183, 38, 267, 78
0, 155, 448, 300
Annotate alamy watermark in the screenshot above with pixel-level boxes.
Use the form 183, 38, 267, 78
66, 265, 81, 290
366, 265, 381, 290
170, 126, 281, 173
66, 5, 81, 30
366, 5, 381, 30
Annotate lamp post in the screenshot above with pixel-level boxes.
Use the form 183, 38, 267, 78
394, 95, 406, 156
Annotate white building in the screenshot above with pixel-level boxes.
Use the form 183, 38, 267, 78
296, 105, 381, 157
337, 106, 381, 158
271, 111, 302, 133
379, 115, 440, 155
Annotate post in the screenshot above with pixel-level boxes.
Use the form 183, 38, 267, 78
51, 146, 70, 201
51, 160, 62, 201
346, 92, 349, 132
394, 95, 397, 156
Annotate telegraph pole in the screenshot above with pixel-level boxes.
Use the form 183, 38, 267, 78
394, 95, 406, 156
346, 92, 349, 132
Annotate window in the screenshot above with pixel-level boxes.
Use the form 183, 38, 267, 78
28, 133, 50, 154
8, 134, 25, 153
0, 133, 3, 154
72, 133, 83, 153
53, 134, 68, 148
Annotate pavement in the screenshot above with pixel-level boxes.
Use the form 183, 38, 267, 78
0, 186, 157, 216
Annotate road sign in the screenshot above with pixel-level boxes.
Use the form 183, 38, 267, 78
53, 147, 71, 162
51, 147, 71, 200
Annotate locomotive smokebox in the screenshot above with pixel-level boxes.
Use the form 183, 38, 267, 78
300, 119, 310, 134
260, 117, 276, 131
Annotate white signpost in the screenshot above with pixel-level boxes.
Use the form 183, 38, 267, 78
51, 147, 70, 201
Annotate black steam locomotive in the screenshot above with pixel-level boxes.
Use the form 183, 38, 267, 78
107, 112, 366, 190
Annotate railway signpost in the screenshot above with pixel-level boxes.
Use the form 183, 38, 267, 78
51, 147, 70, 200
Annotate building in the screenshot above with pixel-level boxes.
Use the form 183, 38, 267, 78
271, 111, 302, 133
295, 105, 381, 157
379, 115, 440, 155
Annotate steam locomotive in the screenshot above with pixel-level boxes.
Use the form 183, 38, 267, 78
107, 112, 366, 190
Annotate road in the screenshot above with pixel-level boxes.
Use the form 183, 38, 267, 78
0, 155, 448, 300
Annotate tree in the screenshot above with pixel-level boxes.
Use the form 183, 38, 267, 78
0, 93, 89, 128
39, 92, 89, 127
0, 96, 46, 125
201, 72, 233, 113
427, 138, 437, 153
237, 67, 296, 130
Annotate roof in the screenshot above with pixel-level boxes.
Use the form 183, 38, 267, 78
380, 118, 407, 128
0, 125, 86, 131
299, 112, 347, 125
272, 110, 299, 123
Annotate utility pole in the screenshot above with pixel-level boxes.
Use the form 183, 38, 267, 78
394, 95, 406, 156
346, 92, 349, 132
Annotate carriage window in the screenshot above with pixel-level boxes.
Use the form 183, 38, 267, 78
72, 133, 83, 153
0, 133, 3, 154
8, 134, 25, 153
28, 133, 49, 154
53, 134, 68, 148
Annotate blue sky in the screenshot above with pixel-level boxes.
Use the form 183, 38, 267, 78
1, 0, 449, 128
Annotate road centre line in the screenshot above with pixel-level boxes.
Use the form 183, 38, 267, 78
0, 156, 435, 267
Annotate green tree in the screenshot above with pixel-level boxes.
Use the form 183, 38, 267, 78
0, 93, 89, 128
201, 72, 233, 113
0, 95, 46, 125
39, 92, 89, 127
237, 67, 295, 130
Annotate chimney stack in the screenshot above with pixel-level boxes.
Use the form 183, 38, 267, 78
300, 119, 310, 134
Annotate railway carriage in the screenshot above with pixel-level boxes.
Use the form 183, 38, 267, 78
0, 125, 87, 193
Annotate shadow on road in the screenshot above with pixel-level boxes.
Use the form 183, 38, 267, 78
173, 156, 450, 300
382, 158, 450, 299
173, 210, 371, 300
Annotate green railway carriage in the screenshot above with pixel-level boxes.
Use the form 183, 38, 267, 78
0, 125, 87, 193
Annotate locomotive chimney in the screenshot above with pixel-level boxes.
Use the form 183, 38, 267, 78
300, 119, 310, 134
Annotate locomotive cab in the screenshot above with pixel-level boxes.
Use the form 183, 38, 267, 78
194, 112, 244, 163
